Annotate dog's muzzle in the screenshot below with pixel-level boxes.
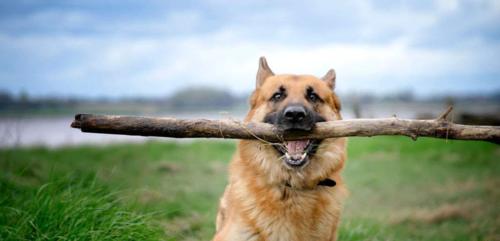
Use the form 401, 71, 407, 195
278, 104, 315, 131
264, 104, 325, 168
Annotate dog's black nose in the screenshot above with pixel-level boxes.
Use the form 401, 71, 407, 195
284, 105, 308, 123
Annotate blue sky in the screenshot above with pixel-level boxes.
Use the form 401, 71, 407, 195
1, 0, 499, 98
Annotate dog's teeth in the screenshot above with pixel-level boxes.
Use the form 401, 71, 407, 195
285, 153, 291, 160
301, 152, 307, 160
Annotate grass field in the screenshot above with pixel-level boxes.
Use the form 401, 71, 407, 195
1, 137, 498, 240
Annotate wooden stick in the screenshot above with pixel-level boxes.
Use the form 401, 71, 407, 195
71, 108, 500, 144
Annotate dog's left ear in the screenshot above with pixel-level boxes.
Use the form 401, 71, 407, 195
321, 69, 336, 90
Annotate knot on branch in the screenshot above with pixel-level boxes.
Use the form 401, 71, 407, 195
408, 133, 418, 141
436, 106, 453, 122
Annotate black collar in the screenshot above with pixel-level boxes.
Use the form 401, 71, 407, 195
317, 178, 337, 187
285, 178, 336, 188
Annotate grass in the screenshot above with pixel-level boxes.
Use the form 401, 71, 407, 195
0, 176, 162, 241
0, 137, 499, 240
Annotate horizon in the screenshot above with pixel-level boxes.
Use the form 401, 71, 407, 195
1, 85, 499, 101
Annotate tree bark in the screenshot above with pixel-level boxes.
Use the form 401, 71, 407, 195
71, 108, 500, 144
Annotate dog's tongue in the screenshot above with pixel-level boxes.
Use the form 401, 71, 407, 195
286, 140, 310, 155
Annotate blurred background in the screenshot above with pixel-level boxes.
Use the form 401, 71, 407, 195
0, 1, 499, 240
1, 0, 499, 147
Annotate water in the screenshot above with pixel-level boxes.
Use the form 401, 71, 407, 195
0, 111, 246, 148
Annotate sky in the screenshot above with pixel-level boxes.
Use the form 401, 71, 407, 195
0, 0, 499, 98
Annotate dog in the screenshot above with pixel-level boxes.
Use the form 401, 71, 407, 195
213, 57, 347, 241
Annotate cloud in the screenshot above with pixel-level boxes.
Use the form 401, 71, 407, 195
0, 0, 499, 97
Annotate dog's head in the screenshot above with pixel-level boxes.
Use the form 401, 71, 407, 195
240, 57, 346, 188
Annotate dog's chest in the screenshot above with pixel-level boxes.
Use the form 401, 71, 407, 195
244, 188, 340, 241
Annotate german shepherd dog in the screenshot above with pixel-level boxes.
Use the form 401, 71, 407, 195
213, 57, 347, 241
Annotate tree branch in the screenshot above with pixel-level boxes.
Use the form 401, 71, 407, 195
71, 109, 500, 144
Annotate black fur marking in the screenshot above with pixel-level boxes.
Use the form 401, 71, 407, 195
263, 111, 278, 125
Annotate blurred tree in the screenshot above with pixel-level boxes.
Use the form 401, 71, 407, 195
19, 89, 29, 103
165, 87, 238, 111
0, 90, 14, 108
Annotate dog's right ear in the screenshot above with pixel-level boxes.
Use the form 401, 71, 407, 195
256, 56, 274, 88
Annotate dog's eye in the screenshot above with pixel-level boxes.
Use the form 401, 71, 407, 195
270, 86, 286, 102
307, 92, 320, 102
271, 92, 283, 102
306, 87, 322, 103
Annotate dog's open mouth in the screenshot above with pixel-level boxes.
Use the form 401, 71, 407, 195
274, 139, 322, 168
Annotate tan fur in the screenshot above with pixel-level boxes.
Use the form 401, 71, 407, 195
213, 66, 347, 241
